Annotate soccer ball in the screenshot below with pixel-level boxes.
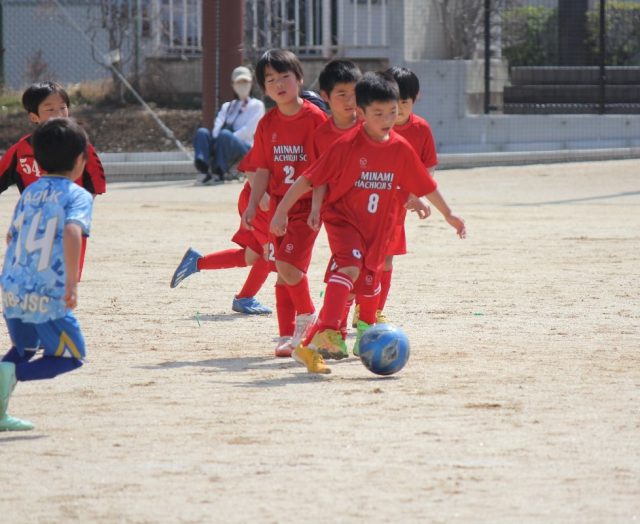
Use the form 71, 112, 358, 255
358, 324, 410, 376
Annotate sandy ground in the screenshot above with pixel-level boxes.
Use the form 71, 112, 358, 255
0, 159, 638, 523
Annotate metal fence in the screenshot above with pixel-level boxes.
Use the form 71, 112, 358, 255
485, 0, 640, 114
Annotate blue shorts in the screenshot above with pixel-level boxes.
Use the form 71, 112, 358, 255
5, 312, 86, 360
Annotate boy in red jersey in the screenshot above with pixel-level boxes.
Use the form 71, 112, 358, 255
0, 82, 106, 277
351, 67, 439, 328
241, 49, 328, 357
306, 59, 362, 357
271, 71, 465, 374
169, 147, 273, 315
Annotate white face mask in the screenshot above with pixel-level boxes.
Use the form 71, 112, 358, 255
233, 83, 252, 100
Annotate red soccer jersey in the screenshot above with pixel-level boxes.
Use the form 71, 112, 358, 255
251, 100, 327, 199
313, 119, 359, 156
305, 126, 437, 271
393, 113, 438, 169
0, 134, 106, 196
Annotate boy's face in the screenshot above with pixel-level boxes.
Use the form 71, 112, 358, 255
396, 97, 416, 126
29, 92, 69, 124
263, 65, 302, 106
358, 100, 398, 142
322, 82, 357, 127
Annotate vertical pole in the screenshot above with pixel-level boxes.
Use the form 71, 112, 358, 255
484, 0, 491, 114
599, 0, 606, 114
0, 2, 4, 89
322, 0, 331, 57
202, 0, 218, 130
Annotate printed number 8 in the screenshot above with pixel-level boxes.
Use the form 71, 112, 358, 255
367, 193, 379, 214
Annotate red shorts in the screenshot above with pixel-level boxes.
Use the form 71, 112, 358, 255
323, 220, 382, 296
231, 183, 271, 255
386, 208, 408, 256
269, 197, 319, 273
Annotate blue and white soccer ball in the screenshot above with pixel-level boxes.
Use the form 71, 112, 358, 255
359, 324, 410, 376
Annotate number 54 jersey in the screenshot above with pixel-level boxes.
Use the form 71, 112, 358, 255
1, 176, 93, 323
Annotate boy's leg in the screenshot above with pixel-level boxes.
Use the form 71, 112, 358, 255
376, 267, 393, 322
274, 280, 296, 357
214, 130, 250, 175
352, 289, 380, 357
198, 248, 247, 270
233, 256, 272, 315
1, 318, 39, 430
170, 248, 203, 288
193, 127, 213, 175
15, 313, 85, 381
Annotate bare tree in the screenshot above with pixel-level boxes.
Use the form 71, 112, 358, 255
434, 0, 507, 59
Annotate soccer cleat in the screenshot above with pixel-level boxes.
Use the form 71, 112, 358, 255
274, 336, 294, 358
292, 346, 331, 374
0, 361, 17, 418
376, 309, 389, 324
291, 312, 317, 349
351, 304, 360, 328
308, 329, 349, 360
232, 296, 272, 315
170, 248, 202, 288
0, 414, 34, 432
353, 320, 373, 357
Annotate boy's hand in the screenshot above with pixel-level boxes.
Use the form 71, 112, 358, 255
241, 203, 256, 230
65, 283, 78, 309
259, 193, 271, 212
307, 208, 321, 231
405, 195, 431, 219
446, 214, 466, 239
270, 211, 288, 237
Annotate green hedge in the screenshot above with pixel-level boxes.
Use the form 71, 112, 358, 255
502, 3, 640, 67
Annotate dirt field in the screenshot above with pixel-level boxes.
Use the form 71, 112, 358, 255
1, 159, 638, 523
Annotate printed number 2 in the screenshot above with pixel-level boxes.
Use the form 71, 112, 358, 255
267, 242, 276, 262
283, 165, 295, 184
367, 193, 379, 214
13, 211, 58, 272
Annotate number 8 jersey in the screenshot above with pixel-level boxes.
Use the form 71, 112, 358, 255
1, 176, 93, 323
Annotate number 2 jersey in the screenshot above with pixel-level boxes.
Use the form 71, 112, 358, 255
0, 134, 106, 196
305, 124, 437, 271
1, 176, 93, 323
250, 99, 327, 201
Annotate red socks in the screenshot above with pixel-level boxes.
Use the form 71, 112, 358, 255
285, 274, 315, 315
197, 248, 247, 270
275, 283, 295, 337
358, 293, 379, 325
318, 272, 354, 331
237, 257, 270, 298
378, 268, 393, 311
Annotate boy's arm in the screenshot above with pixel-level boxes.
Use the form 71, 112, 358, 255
308, 183, 327, 231
424, 188, 466, 238
241, 168, 270, 230
270, 175, 313, 236
0, 144, 20, 195
63, 222, 83, 309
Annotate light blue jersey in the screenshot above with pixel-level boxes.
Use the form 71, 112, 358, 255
1, 176, 92, 323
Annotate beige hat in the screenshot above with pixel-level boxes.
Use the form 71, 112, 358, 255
232, 66, 253, 83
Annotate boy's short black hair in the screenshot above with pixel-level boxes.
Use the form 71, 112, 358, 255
32, 118, 87, 174
255, 49, 304, 91
318, 59, 362, 95
22, 81, 70, 115
386, 67, 420, 101
355, 71, 400, 109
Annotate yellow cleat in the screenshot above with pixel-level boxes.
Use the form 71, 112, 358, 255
375, 309, 389, 324
308, 329, 349, 360
292, 345, 331, 374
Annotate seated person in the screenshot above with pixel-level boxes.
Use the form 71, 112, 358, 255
193, 66, 265, 183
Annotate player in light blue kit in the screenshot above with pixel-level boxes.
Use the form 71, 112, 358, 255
0, 118, 93, 431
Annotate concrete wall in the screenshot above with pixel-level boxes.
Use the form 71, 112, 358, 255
410, 59, 640, 153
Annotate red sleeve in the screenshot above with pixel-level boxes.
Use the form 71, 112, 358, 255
422, 125, 438, 169
250, 119, 270, 171
79, 143, 106, 195
304, 145, 342, 189
0, 142, 21, 195
401, 142, 437, 196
